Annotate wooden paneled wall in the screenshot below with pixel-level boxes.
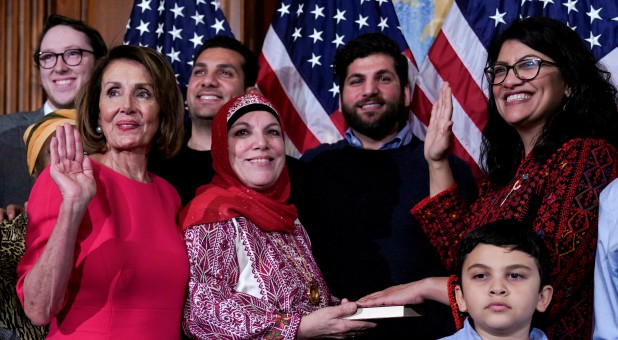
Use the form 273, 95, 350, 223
1, 0, 276, 116
0, 0, 45, 114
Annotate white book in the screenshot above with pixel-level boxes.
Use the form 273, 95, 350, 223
343, 305, 424, 320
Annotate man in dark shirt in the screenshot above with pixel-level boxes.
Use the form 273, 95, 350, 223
149, 36, 258, 205
294, 33, 478, 339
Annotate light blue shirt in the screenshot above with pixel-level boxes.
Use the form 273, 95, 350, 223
439, 318, 548, 340
593, 179, 618, 339
344, 122, 413, 150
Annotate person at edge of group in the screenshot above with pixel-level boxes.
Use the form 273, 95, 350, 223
293, 32, 478, 339
179, 93, 376, 339
148, 35, 259, 206
593, 178, 618, 339
0, 110, 76, 340
16, 45, 189, 339
439, 220, 553, 340
358, 17, 618, 339
0, 14, 106, 217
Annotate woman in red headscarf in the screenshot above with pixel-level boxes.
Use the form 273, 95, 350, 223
179, 93, 375, 339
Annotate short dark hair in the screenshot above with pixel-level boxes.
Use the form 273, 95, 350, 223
192, 35, 258, 88
457, 220, 551, 289
481, 17, 618, 184
35, 14, 107, 62
77, 45, 184, 159
333, 33, 409, 92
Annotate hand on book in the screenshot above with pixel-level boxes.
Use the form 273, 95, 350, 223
356, 277, 450, 307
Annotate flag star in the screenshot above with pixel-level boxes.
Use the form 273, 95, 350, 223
309, 28, 323, 43
296, 3, 304, 17
170, 3, 185, 18
377, 0, 389, 5
168, 25, 183, 41
328, 82, 339, 97
539, 0, 554, 8
211, 18, 226, 34
307, 53, 322, 68
613, 16, 618, 21
187, 60, 194, 67
332, 33, 345, 48
137, 0, 151, 13
192, 11, 205, 25
196, 0, 206, 5
126, 19, 131, 30
521, 0, 531, 5
562, 0, 578, 14
378, 17, 389, 31
278, 3, 290, 17
584, 31, 602, 48
566, 21, 577, 30
489, 8, 507, 27
333, 9, 346, 23
190, 32, 204, 48
167, 47, 181, 63
586, 5, 602, 24
156, 45, 163, 53
138, 42, 147, 47
292, 27, 302, 41
156, 22, 164, 38
157, 1, 165, 14
311, 4, 325, 19
210, 0, 220, 11
136, 20, 150, 36
360, 0, 371, 4
355, 14, 369, 29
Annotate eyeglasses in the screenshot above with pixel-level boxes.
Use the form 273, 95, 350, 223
484, 58, 558, 85
34, 49, 94, 69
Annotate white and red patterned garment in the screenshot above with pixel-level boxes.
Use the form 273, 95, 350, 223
183, 216, 333, 339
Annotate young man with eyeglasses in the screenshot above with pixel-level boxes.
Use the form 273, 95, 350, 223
0, 14, 107, 216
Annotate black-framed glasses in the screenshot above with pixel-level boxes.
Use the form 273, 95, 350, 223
484, 58, 558, 85
34, 49, 94, 69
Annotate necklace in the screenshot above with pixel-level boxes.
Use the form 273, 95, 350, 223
271, 233, 321, 306
500, 173, 528, 206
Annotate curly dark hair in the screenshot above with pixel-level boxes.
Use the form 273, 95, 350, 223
481, 17, 618, 184
333, 32, 409, 93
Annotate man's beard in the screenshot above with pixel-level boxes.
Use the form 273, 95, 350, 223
341, 96, 406, 141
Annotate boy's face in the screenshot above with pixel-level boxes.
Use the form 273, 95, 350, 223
455, 244, 553, 338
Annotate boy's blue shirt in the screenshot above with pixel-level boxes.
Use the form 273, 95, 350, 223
439, 318, 548, 340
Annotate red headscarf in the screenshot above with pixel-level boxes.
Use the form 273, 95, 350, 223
179, 93, 298, 233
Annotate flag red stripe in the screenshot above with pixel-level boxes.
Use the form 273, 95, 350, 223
428, 31, 488, 131
258, 55, 322, 153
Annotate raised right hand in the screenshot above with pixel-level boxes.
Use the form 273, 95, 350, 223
424, 83, 454, 164
49, 124, 96, 204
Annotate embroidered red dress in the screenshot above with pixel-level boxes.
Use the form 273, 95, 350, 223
412, 138, 618, 339
182, 216, 332, 339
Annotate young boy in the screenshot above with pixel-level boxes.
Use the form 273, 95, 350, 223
441, 220, 553, 340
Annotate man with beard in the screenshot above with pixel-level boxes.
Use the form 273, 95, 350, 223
293, 33, 477, 339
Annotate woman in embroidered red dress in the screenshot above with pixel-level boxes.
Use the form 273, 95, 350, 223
358, 17, 618, 338
179, 93, 375, 339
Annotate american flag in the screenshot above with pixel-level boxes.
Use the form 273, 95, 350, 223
412, 0, 618, 179
123, 0, 234, 98
257, 0, 418, 156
